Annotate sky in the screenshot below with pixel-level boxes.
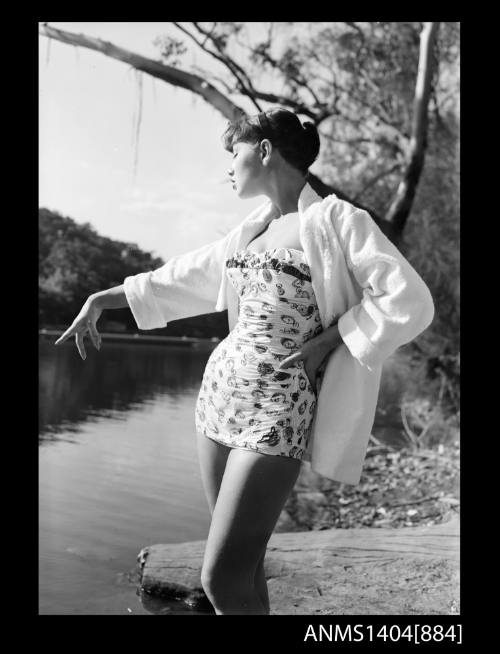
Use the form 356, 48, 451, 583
39, 22, 271, 261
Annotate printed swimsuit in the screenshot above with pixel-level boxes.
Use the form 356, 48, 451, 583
195, 247, 324, 460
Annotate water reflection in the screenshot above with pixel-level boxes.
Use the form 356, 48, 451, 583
139, 588, 215, 615
39, 339, 215, 442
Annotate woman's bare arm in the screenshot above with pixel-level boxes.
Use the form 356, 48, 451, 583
90, 284, 128, 310
54, 284, 130, 359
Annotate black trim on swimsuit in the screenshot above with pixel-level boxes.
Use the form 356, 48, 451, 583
226, 254, 312, 283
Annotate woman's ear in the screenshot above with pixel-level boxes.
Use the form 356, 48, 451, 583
260, 139, 272, 166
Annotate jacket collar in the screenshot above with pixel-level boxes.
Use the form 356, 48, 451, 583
248, 181, 322, 225
267, 181, 322, 217
238, 182, 324, 249
298, 181, 322, 215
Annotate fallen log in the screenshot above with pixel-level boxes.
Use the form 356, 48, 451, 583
137, 516, 459, 615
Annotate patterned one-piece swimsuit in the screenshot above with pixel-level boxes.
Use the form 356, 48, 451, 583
195, 247, 324, 460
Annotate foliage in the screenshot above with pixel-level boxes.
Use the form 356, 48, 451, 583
164, 22, 458, 217
285, 440, 460, 530
39, 208, 164, 328
39, 208, 231, 338
153, 35, 187, 67
403, 114, 459, 354
401, 395, 459, 450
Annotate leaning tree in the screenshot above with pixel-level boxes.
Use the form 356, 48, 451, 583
40, 22, 448, 245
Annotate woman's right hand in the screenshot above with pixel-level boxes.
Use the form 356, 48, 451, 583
54, 295, 103, 360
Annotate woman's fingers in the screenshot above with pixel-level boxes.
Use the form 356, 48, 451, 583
54, 326, 75, 345
87, 321, 101, 350
304, 361, 318, 393
54, 317, 99, 360
75, 331, 87, 360
279, 352, 302, 369
54, 312, 86, 345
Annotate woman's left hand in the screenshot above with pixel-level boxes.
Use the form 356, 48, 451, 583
279, 321, 343, 392
278, 338, 331, 393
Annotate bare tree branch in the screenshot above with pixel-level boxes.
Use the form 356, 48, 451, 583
173, 22, 263, 112
246, 39, 326, 111
192, 23, 258, 95
320, 130, 406, 159
38, 23, 246, 122
357, 69, 403, 128
344, 22, 365, 40
200, 22, 218, 48
352, 163, 402, 202
197, 70, 237, 96
184, 22, 328, 120
304, 40, 410, 147
306, 173, 385, 227
38, 23, 404, 233
267, 23, 274, 45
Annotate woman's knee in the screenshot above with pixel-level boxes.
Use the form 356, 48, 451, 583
202, 549, 264, 591
201, 564, 258, 613
201, 556, 255, 595
200, 565, 218, 600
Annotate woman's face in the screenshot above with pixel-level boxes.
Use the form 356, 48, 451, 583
228, 140, 266, 199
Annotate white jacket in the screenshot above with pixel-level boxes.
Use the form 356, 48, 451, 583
124, 183, 434, 484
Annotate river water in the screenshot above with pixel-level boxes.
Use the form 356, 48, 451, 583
39, 336, 411, 615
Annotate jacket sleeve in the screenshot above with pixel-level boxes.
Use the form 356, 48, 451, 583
123, 228, 236, 330
335, 206, 435, 370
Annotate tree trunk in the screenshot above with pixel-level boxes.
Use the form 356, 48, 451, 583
384, 22, 440, 240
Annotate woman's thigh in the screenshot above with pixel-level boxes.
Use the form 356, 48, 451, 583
196, 432, 232, 515
202, 449, 301, 580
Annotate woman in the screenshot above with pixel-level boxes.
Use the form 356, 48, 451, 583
55, 108, 434, 615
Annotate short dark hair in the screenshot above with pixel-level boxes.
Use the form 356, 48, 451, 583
222, 107, 320, 175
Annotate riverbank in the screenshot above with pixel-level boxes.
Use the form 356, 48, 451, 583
279, 440, 460, 532
39, 328, 220, 348
133, 440, 459, 615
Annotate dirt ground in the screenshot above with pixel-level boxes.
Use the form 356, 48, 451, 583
278, 441, 460, 532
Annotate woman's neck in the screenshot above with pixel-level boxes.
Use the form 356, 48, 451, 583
266, 175, 307, 217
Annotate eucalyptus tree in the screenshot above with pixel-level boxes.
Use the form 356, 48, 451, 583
40, 22, 458, 245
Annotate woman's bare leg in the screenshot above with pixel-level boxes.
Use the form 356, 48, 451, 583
200, 448, 301, 615
196, 431, 231, 516
254, 548, 270, 614
196, 432, 270, 612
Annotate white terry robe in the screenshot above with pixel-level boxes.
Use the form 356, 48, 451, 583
124, 183, 434, 485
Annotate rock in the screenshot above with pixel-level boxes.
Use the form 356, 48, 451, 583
137, 515, 459, 615
286, 489, 331, 529
296, 491, 328, 505
275, 509, 302, 533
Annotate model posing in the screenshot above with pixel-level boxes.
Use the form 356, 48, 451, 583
55, 108, 434, 614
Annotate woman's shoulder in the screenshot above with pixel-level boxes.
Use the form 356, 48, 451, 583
320, 193, 358, 215
320, 194, 376, 230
